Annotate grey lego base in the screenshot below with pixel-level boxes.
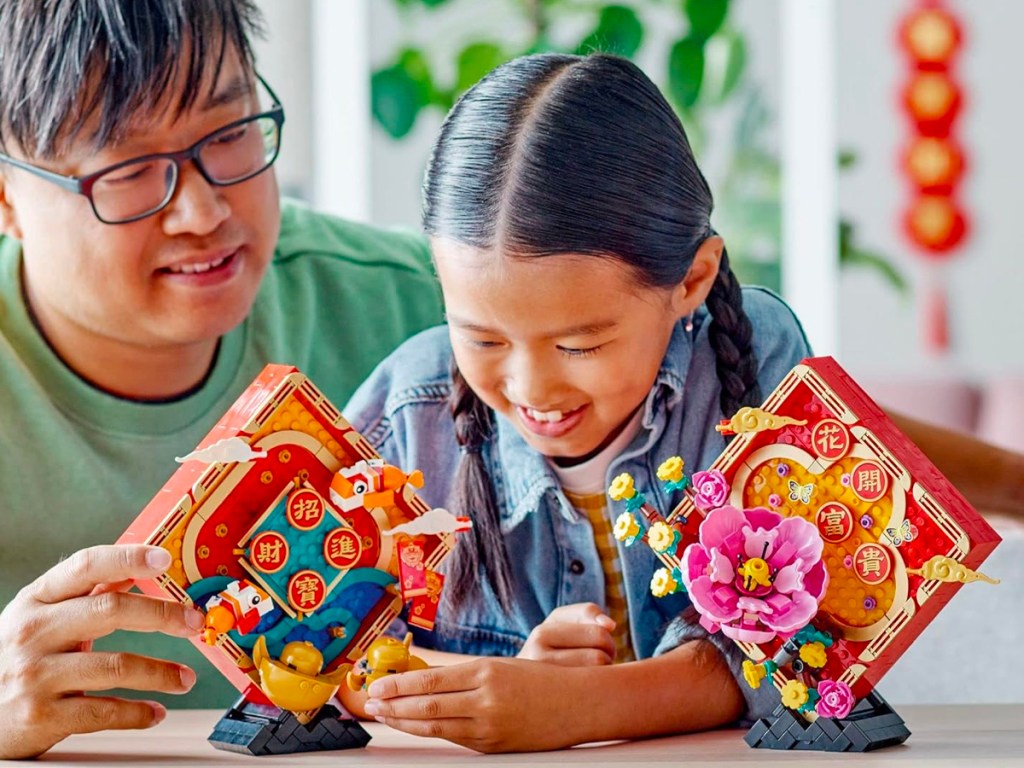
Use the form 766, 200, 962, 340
745, 690, 911, 752
208, 696, 371, 756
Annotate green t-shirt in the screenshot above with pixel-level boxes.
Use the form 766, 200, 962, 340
0, 199, 443, 709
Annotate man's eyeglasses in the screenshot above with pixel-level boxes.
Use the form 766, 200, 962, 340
0, 75, 285, 225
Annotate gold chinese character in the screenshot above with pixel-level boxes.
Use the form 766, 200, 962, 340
857, 469, 882, 493
295, 577, 320, 605
329, 535, 356, 560
823, 514, 846, 538
859, 548, 882, 575
256, 539, 283, 564
816, 423, 842, 452
293, 498, 321, 521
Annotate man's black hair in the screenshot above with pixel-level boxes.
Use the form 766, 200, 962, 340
0, 0, 264, 158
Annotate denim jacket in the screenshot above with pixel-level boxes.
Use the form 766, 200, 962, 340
344, 287, 812, 718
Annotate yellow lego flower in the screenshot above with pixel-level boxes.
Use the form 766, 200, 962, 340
657, 456, 685, 483
780, 680, 809, 710
647, 522, 678, 554
799, 641, 827, 669
608, 473, 636, 501
650, 568, 677, 597
742, 660, 767, 690
613, 512, 641, 542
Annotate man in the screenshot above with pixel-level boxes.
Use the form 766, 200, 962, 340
0, 0, 442, 758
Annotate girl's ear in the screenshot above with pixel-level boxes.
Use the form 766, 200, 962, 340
0, 173, 24, 240
669, 235, 724, 316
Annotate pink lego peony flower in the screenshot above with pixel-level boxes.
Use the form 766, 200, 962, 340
815, 679, 856, 719
691, 469, 730, 511
680, 505, 828, 644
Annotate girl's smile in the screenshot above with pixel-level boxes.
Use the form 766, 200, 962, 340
514, 403, 589, 438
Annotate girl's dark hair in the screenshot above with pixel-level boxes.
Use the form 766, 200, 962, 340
0, 0, 263, 157
424, 53, 760, 611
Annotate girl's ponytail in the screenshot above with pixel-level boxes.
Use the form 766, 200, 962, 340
445, 358, 516, 612
705, 247, 761, 418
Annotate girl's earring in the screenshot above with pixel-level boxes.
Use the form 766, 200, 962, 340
684, 312, 695, 334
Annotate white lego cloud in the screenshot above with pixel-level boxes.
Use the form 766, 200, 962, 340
175, 437, 268, 464
382, 508, 472, 536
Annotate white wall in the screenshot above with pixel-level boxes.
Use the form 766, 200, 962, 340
255, 0, 1024, 380
837, 0, 1024, 379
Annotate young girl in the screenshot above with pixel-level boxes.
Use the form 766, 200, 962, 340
344, 52, 811, 752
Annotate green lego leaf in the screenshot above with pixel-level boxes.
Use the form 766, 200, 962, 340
576, 5, 644, 58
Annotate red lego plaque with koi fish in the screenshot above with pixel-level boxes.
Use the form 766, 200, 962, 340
117, 365, 455, 705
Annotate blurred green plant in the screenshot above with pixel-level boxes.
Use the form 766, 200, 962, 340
371, 0, 906, 296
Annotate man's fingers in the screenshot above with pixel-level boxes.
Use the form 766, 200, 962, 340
42, 652, 196, 695
53, 696, 166, 736
28, 546, 171, 604
43, 592, 203, 647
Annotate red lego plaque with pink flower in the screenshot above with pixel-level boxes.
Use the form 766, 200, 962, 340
607, 356, 1001, 751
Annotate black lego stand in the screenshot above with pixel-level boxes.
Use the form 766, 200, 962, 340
745, 690, 911, 752
208, 695, 371, 756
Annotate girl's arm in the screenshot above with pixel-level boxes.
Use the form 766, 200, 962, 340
363, 640, 744, 753
887, 411, 1024, 519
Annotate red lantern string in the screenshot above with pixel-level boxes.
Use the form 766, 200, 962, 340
897, 0, 969, 354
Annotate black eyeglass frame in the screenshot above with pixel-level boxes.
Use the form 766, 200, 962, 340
0, 74, 285, 224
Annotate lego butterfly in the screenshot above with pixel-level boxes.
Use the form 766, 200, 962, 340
883, 519, 917, 547
788, 479, 814, 504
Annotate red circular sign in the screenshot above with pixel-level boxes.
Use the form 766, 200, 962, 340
811, 419, 851, 460
853, 543, 893, 586
323, 528, 363, 570
249, 531, 289, 574
816, 502, 854, 543
287, 569, 327, 613
851, 460, 889, 503
286, 489, 326, 531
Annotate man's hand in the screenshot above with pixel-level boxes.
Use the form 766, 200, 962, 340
517, 602, 616, 666
0, 545, 205, 759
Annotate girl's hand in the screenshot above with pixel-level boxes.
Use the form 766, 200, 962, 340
517, 602, 616, 666
363, 658, 588, 752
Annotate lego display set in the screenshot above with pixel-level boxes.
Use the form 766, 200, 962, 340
117, 356, 1001, 755
117, 365, 466, 755
608, 356, 1001, 752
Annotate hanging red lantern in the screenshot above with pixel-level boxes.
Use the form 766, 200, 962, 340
901, 136, 965, 193
901, 71, 961, 136
902, 194, 967, 255
897, 0, 969, 354
899, 5, 961, 67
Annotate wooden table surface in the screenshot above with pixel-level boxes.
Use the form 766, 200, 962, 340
31, 704, 1024, 767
